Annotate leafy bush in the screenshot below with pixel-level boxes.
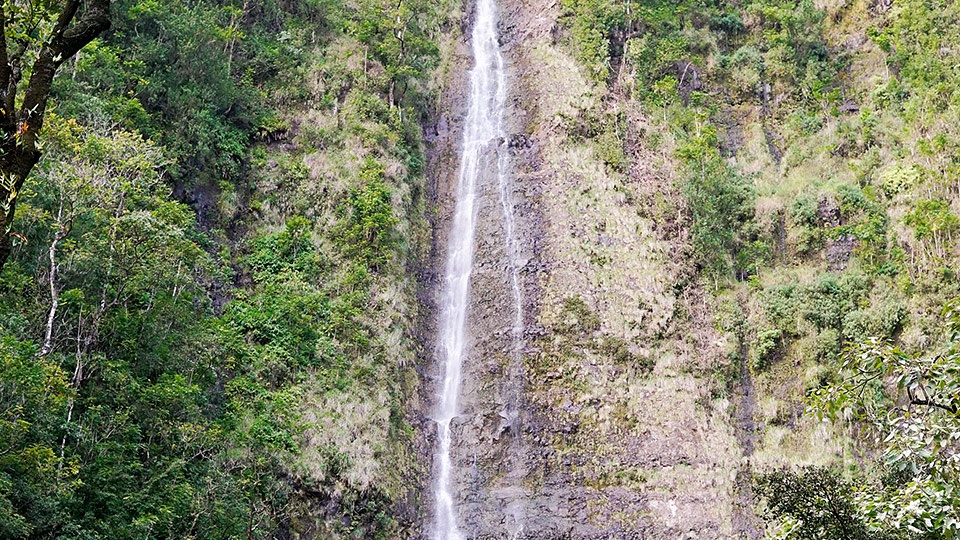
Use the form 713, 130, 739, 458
559, 0, 623, 83
723, 45, 765, 98
558, 296, 602, 337
754, 467, 880, 540
336, 159, 399, 269
812, 301, 960, 536
678, 133, 757, 280
752, 327, 782, 369
905, 199, 959, 260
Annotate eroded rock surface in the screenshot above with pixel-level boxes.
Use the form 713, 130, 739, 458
423, 1, 757, 538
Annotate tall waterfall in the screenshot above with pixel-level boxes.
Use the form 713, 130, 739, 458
433, 0, 518, 537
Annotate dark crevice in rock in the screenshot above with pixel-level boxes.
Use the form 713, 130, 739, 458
731, 293, 762, 540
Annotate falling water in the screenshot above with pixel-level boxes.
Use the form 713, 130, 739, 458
433, 0, 519, 537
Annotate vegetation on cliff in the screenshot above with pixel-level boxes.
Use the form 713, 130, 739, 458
0, 0, 450, 536
4, 0, 960, 537
556, 0, 960, 536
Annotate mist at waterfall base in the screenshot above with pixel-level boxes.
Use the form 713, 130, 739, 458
431, 0, 523, 538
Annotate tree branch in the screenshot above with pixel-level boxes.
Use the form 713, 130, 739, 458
0, 0, 111, 273
38, 202, 70, 358
21, 0, 111, 137
0, 0, 12, 124
910, 398, 959, 415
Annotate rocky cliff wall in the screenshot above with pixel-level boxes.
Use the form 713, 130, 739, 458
421, 1, 846, 538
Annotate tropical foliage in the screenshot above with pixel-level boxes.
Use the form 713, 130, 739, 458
0, 0, 446, 536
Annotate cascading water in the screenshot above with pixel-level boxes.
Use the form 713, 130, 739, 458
433, 0, 521, 537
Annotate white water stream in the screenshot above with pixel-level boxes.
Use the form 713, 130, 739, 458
433, 0, 521, 537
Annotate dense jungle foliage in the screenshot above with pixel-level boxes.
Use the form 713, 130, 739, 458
0, 0, 450, 537
5, 0, 960, 537
556, 0, 960, 537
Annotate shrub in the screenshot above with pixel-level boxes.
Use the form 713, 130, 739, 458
754, 467, 878, 540
336, 159, 399, 269
878, 164, 921, 198
678, 134, 757, 280
753, 327, 783, 370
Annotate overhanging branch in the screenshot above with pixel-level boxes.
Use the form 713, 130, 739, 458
910, 398, 959, 415
20, 0, 111, 137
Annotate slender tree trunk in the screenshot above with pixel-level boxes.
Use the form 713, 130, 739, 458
39, 201, 68, 357
40, 238, 61, 356
57, 397, 75, 476
57, 311, 84, 478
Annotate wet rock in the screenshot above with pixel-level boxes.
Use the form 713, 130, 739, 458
826, 233, 857, 270
818, 196, 842, 227
509, 133, 534, 149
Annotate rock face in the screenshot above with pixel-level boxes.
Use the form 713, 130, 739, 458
423, 1, 758, 538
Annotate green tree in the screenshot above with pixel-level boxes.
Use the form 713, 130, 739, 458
0, 336, 72, 538
0, 0, 111, 272
0, 0, 439, 535
754, 467, 880, 540
677, 130, 757, 281
813, 301, 960, 537
904, 199, 959, 261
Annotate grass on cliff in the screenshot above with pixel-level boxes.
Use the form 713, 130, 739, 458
553, 0, 960, 534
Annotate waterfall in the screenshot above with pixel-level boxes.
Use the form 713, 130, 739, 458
433, 0, 518, 537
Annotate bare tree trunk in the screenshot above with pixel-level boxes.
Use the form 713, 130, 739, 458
57, 311, 84, 478
39, 200, 69, 357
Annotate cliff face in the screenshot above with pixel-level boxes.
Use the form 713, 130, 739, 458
428, 1, 738, 536
422, 0, 852, 538
13, 0, 949, 536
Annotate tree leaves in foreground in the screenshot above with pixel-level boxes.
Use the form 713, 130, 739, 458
0, 0, 112, 272
0, 116, 300, 538
811, 301, 960, 537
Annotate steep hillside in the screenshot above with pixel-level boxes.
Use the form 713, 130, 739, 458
432, 0, 754, 536
474, 0, 960, 537
2, 0, 960, 537
0, 1, 453, 537
429, 0, 960, 538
